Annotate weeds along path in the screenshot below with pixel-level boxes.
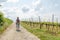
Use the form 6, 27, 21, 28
0, 23, 40, 40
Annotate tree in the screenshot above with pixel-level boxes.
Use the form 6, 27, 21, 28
0, 12, 4, 26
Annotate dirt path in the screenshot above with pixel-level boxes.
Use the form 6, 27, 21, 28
0, 23, 40, 40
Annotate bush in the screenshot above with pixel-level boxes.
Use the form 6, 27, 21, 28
0, 12, 13, 34
0, 12, 5, 26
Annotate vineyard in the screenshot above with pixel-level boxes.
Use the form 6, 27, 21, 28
0, 12, 13, 34
21, 21, 60, 40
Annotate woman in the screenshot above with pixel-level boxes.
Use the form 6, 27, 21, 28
16, 17, 20, 31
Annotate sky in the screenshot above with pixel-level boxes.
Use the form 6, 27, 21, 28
0, 0, 60, 22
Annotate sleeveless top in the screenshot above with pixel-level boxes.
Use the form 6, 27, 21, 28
16, 19, 20, 24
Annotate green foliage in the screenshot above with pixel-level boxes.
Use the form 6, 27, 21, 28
0, 12, 5, 26
5, 18, 13, 25
21, 21, 60, 40
0, 12, 13, 34
0, 18, 13, 34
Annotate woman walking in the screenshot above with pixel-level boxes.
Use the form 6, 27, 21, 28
16, 17, 20, 31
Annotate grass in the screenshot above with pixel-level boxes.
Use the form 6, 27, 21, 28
0, 18, 13, 34
21, 21, 60, 40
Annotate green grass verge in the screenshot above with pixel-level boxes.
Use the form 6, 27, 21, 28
21, 22, 60, 40
0, 18, 13, 34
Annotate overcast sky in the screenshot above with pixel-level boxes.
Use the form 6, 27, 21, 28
0, 0, 60, 22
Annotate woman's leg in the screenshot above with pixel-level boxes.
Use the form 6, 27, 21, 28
16, 24, 18, 30
16, 24, 20, 30
16, 24, 20, 31
18, 24, 19, 30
